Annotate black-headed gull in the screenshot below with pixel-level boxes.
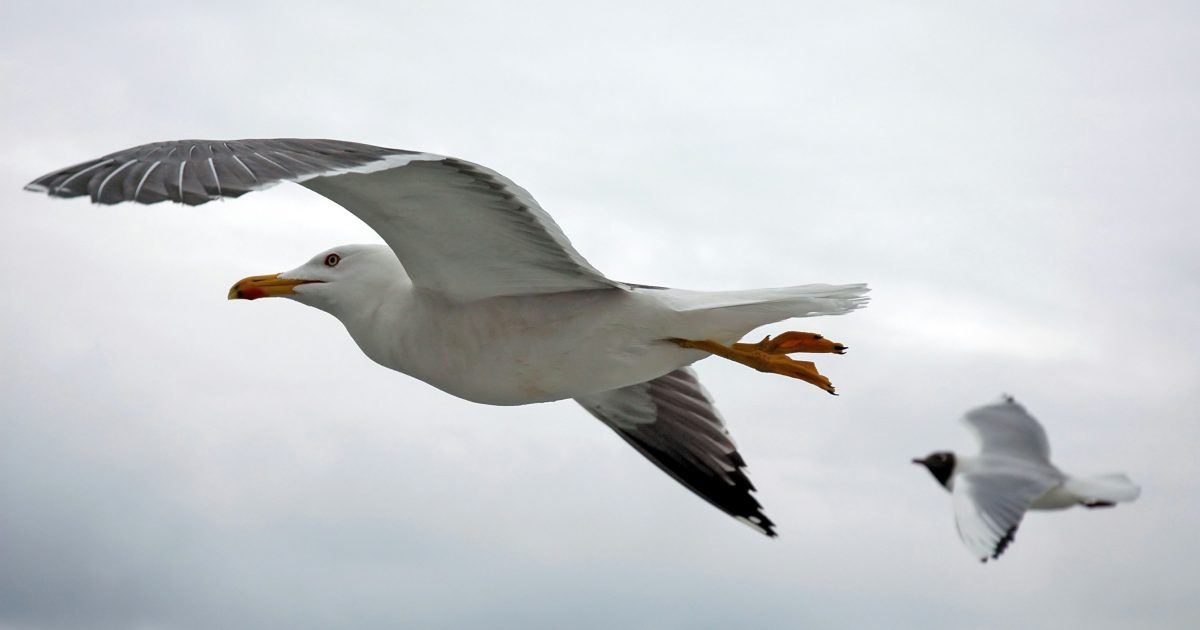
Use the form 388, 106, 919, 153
914, 396, 1140, 561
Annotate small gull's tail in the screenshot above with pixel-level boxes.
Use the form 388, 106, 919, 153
1064, 473, 1141, 505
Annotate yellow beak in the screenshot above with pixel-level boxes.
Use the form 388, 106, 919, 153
228, 274, 321, 300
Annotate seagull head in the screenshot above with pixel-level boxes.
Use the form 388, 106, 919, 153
912, 451, 957, 489
228, 244, 404, 315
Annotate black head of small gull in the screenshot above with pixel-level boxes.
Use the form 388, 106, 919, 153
912, 451, 957, 489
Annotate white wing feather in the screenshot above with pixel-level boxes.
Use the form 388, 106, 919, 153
953, 397, 1064, 560
962, 397, 1053, 465
952, 471, 1055, 561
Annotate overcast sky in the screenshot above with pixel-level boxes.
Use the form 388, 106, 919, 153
1, 1, 1198, 628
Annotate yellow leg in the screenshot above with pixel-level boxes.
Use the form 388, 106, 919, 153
669, 332, 848, 395
732, 331, 847, 355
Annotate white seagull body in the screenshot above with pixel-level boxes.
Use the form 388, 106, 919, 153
914, 397, 1141, 561
290, 245, 857, 407
26, 138, 869, 536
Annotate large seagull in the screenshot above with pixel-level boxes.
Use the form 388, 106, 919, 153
26, 138, 869, 536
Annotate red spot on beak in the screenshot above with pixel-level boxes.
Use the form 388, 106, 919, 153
239, 286, 267, 300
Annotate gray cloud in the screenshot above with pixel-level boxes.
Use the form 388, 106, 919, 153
1, 1, 1198, 628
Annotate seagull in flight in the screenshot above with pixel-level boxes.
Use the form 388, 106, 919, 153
25, 138, 869, 536
913, 396, 1141, 561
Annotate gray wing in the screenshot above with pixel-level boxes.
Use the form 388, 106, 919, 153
575, 367, 775, 536
952, 471, 1056, 562
962, 396, 1053, 466
25, 138, 621, 301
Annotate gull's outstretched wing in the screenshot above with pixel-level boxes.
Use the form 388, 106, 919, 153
25, 138, 620, 301
962, 397, 1053, 466
575, 367, 775, 536
952, 471, 1055, 562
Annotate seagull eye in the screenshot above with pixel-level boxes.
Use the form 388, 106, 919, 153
324, 253, 341, 267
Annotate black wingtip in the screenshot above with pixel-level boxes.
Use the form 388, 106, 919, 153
991, 524, 1019, 561
738, 514, 778, 537
582, 368, 782, 541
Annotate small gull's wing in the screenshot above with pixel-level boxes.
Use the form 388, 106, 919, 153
952, 471, 1055, 562
574, 367, 775, 536
25, 138, 620, 301
962, 397, 1052, 466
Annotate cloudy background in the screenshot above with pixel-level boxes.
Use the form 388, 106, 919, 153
1, 1, 1197, 628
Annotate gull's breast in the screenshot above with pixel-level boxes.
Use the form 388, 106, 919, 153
359, 288, 694, 406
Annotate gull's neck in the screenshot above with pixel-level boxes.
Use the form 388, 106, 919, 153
332, 275, 417, 368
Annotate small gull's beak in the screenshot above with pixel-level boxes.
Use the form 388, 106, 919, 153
228, 274, 320, 300
911, 458, 925, 465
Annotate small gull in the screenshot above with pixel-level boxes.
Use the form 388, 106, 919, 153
914, 396, 1140, 561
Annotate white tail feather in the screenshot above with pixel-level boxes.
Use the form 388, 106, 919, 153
654, 283, 870, 342
664, 283, 869, 314
1065, 473, 1142, 504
